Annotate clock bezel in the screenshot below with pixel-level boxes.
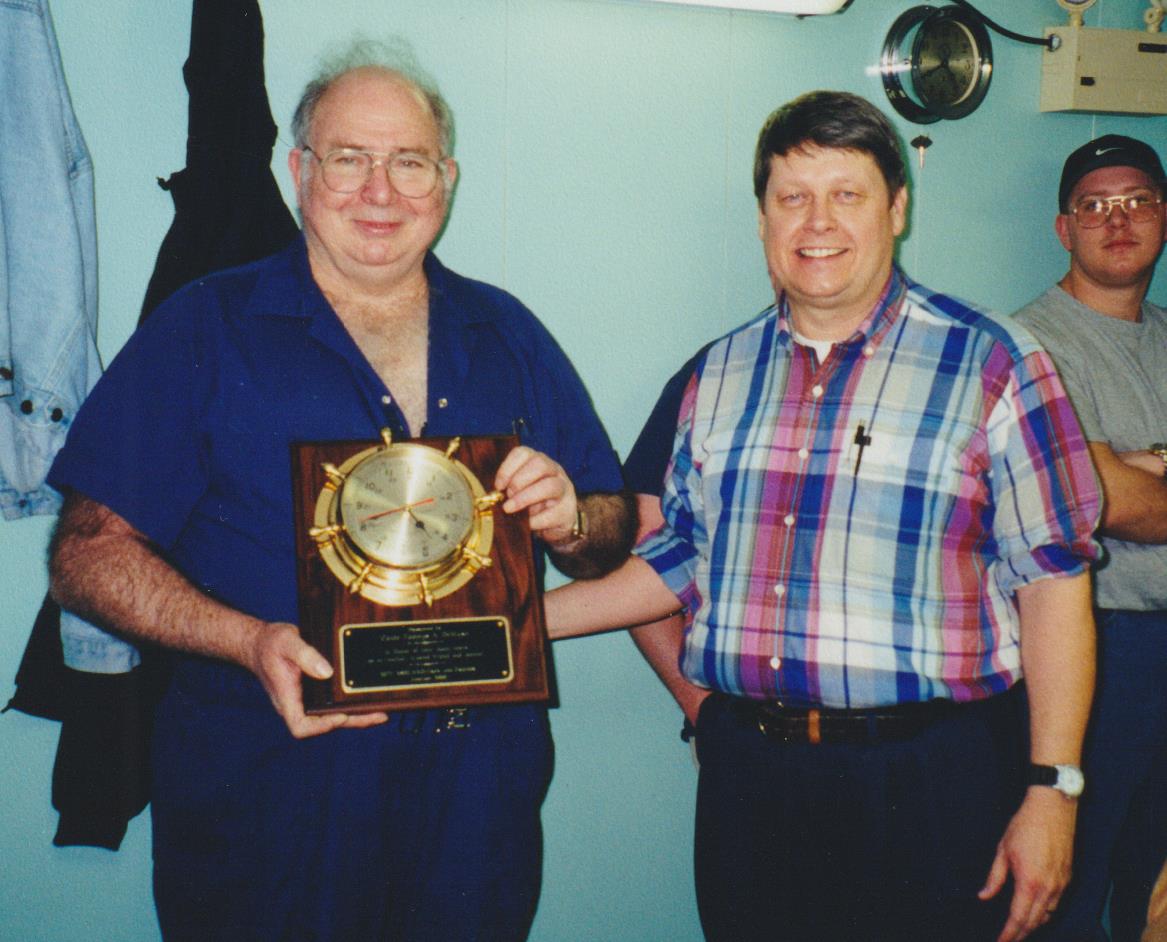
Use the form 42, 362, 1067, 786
311, 438, 501, 607
910, 5, 992, 121
880, 5, 940, 125
880, 4, 993, 124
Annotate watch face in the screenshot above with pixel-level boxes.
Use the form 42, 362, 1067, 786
338, 447, 475, 569
1057, 764, 1086, 798
914, 18, 980, 108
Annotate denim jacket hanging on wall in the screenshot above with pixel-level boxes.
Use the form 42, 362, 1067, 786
7, 0, 298, 850
0, 0, 101, 521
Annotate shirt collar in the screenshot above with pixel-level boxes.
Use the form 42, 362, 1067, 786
243, 236, 490, 325
262, 237, 495, 396
776, 266, 908, 350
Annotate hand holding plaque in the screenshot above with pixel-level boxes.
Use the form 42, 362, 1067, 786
292, 431, 550, 714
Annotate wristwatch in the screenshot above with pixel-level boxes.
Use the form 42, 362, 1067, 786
571, 504, 589, 540
1149, 442, 1167, 478
1027, 763, 1085, 798
548, 503, 588, 552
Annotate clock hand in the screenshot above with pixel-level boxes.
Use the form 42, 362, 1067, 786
361, 497, 436, 523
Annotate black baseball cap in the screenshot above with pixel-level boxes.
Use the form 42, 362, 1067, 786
1058, 134, 1166, 212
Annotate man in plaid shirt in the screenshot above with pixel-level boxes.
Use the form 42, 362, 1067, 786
547, 91, 1101, 942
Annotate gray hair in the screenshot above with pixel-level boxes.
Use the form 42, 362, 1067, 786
291, 37, 454, 156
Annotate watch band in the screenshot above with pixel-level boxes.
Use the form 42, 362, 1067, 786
1150, 442, 1167, 478
570, 504, 588, 540
548, 504, 588, 552
1027, 763, 1085, 798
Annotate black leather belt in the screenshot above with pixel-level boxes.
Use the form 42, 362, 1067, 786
720, 692, 959, 745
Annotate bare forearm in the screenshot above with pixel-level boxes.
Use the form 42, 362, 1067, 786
630, 616, 709, 724
544, 555, 681, 639
1016, 571, 1094, 767
1092, 444, 1167, 543
548, 490, 637, 579
977, 572, 1094, 942
51, 492, 384, 738
49, 493, 265, 670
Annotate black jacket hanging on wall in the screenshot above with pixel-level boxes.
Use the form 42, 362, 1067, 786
7, 0, 298, 850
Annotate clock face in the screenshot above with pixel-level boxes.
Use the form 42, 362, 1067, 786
338, 448, 476, 569
309, 436, 502, 608
881, 5, 992, 124
914, 18, 980, 108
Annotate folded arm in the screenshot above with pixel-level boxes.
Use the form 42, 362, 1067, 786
1090, 442, 1167, 543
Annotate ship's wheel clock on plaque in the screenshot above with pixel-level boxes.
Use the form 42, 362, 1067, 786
291, 430, 550, 714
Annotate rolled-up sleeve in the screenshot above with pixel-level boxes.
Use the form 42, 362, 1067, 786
635, 373, 704, 613
986, 344, 1101, 595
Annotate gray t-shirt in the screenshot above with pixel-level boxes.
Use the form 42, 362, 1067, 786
1014, 285, 1167, 610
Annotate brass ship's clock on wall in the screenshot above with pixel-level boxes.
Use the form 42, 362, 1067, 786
292, 431, 549, 714
881, 4, 994, 124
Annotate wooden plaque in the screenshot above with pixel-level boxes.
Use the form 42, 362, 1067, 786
291, 434, 549, 714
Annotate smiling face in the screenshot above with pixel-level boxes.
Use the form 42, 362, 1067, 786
758, 145, 907, 340
1056, 165, 1165, 296
289, 67, 457, 296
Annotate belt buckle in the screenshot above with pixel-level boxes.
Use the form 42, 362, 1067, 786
438, 707, 471, 732
806, 708, 822, 745
754, 702, 824, 745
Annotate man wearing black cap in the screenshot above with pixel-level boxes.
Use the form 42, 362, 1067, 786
1014, 134, 1167, 942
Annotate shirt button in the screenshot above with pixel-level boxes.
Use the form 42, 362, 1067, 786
381, 394, 392, 405
773, 584, 785, 596
863, 345, 875, 358
811, 384, 823, 398
769, 656, 781, 671
798, 447, 809, 460
783, 514, 795, 527
438, 398, 448, 409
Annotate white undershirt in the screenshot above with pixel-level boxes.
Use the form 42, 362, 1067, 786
791, 328, 834, 362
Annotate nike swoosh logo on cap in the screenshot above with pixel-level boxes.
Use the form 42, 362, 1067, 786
1095, 147, 1121, 156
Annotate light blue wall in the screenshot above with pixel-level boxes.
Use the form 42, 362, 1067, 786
2, 1, 1165, 939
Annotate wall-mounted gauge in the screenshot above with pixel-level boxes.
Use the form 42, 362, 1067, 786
881, 5, 994, 124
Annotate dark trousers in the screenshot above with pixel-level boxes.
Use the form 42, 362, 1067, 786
150, 660, 552, 942
694, 687, 1027, 942
1036, 609, 1167, 942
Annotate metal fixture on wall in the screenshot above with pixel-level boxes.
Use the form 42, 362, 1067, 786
1041, 0, 1167, 114
880, 5, 994, 124
1055, 0, 1097, 28
638, 0, 851, 14
879, 2, 1057, 125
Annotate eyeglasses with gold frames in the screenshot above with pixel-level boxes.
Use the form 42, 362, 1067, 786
1067, 193, 1163, 229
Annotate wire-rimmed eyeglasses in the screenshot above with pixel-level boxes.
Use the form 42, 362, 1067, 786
304, 147, 447, 198
1068, 193, 1164, 229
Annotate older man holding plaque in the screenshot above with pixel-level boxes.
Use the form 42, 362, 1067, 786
46, 41, 632, 942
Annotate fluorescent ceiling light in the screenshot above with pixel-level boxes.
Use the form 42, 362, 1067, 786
638, 0, 850, 13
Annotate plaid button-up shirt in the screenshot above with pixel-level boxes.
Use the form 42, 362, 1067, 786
638, 269, 1100, 708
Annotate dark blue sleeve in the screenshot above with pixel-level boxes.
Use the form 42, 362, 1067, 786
622, 344, 711, 496
47, 288, 216, 548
